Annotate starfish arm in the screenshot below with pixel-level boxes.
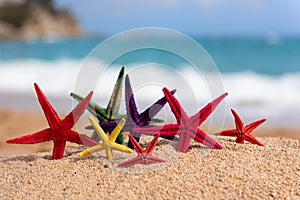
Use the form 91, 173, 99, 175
236, 136, 244, 144
106, 146, 114, 160
145, 133, 160, 153
52, 140, 66, 160
150, 118, 165, 123
177, 130, 192, 153
128, 134, 144, 154
85, 121, 118, 133
93, 107, 109, 122
85, 125, 94, 130
162, 87, 189, 124
111, 143, 134, 153
244, 119, 266, 134
118, 156, 143, 167
231, 109, 244, 133
6, 129, 52, 144
71, 92, 109, 122
89, 117, 109, 143
133, 124, 180, 137
214, 129, 239, 137
195, 129, 224, 149
109, 118, 125, 142
125, 75, 140, 123
106, 66, 124, 117
138, 89, 177, 126
244, 134, 264, 146
67, 130, 98, 147
190, 93, 228, 126
144, 155, 166, 164
115, 113, 127, 119
34, 83, 61, 129
115, 130, 125, 145
62, 91, 93, 130
79, 144, 104, 156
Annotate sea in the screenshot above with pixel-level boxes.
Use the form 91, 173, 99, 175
0, 36, 299, 128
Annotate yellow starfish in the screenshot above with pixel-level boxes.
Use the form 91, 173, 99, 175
79, 117, 133, 160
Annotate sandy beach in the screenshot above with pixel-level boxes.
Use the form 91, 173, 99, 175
1, 1, 300, 199
0, 107, 299, 199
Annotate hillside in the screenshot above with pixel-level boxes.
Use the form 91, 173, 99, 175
0, 0, 83, 40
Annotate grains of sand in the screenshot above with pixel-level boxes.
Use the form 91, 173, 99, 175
0, 137, 299, 199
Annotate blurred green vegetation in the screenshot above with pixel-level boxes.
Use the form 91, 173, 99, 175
0, 0, 57, 28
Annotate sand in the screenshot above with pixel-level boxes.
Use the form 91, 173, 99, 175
0, 108, 299, 199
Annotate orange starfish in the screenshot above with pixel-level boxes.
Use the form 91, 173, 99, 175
215, 109, 266, 146
7, 83, 98, 160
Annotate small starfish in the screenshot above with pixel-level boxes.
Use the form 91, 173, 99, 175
71, 66, 125, 144
79, 117, 133, 160
6, 83, 98, 160
133, 88, 227, 153
214, 109, 265, 146
89, 74, 176, 149
118, 133, 165, 167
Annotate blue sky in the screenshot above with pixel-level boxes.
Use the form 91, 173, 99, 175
54, 0, 300, 36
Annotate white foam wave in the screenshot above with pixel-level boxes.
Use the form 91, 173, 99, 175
0, 59, 299, 127
0, 59, 81, 95
222, 72, 300, 127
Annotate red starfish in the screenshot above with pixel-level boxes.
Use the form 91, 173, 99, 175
118, 133, 165, 167
214, 109, 265, 146
6, 83, 98, 160
133, 88, 227, 153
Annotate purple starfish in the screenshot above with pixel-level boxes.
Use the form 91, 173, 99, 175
86, 75, 176, 148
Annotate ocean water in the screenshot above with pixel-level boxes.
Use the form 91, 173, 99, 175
0, 36, 299, 128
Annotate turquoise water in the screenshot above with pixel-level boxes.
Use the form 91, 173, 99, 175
0, 36, 299, 127
0, 36, 299, 75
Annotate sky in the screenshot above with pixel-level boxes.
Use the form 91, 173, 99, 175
54, 0, 300, 36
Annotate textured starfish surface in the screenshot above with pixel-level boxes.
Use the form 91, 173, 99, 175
214, 109, 265, 146
6, 83, 98, 160
71, 66, 125, 144
79, 117, 133, 161
133, 88, 227, 153
118, 133, 165, 167
89, 74, 176, 149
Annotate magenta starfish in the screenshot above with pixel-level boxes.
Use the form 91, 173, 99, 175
6, 83, 98, 160
214, 109, 265, 146
133, 88, 227, 153
118, 133, 165, 167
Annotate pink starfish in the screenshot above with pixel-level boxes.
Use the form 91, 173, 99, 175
133, 88, 227, 153
215, 109, 265, 146
7, 83, 98, 160
118, 133, 165, 167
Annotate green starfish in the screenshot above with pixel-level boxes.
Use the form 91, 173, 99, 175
71, 66, 126, 144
